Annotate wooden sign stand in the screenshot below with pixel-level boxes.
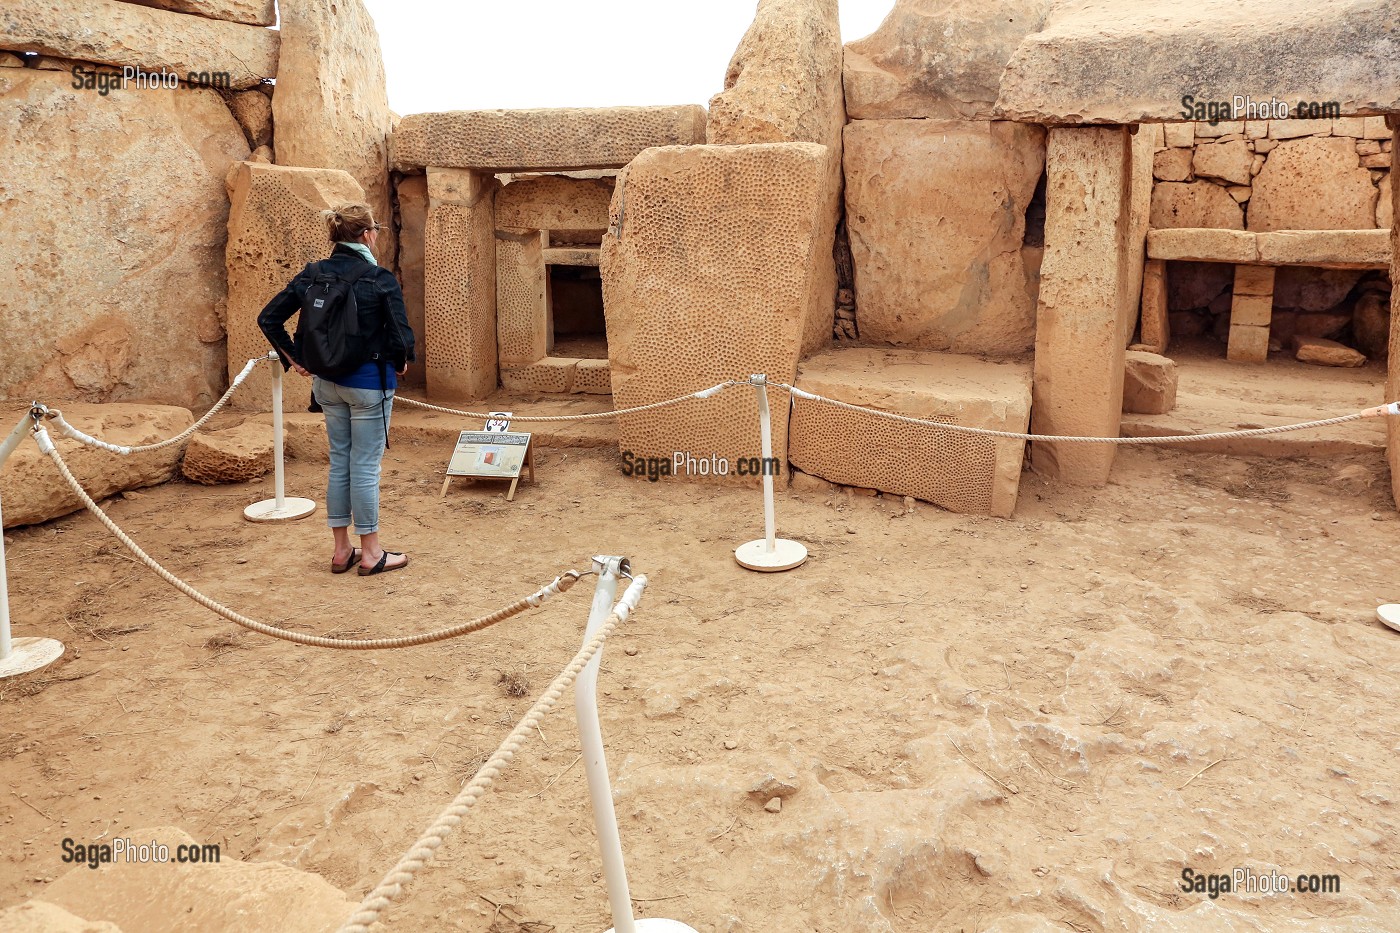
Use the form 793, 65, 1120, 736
440, 440, 535, 501
440, 414, 536, 502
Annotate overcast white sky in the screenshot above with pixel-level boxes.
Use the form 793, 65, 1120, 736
362, 0, 894, 116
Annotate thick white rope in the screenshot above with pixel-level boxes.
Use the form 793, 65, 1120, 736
395, 380, 738, 422
44, 356, 269, 455
339, 575, 648, 933
780, 382, 1399, 445
34, 426, 580, 650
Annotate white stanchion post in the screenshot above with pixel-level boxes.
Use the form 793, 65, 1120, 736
245, 354, 317, 522
0, 411, 65, 679
578, 557, 698, 933
734, 375, 807, 572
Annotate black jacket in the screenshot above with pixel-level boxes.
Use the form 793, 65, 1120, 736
257, 244, 416, 374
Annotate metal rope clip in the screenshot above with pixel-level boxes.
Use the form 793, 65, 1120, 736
591, 555, 631, 579
747, 374, 768, 387
28, 401, 50, 423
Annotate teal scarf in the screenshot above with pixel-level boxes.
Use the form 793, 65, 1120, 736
338, 241, 377, 266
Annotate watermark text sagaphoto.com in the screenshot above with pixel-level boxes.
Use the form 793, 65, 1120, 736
1180, 94, 1341, 125
71, 65, 232, 96
60, 837, 220, 870
620, 451, 782, 482
1180, 866, 1341, 899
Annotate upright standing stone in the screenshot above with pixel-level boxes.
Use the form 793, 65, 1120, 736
224, 163, 365, 410
708, 0, 845, 355
424, 168, 498, 402
600, 143, 832, 487
1031, 127, 1133, 484
395, 174, 428, 389
1139, 258, 1169, 352
274, 0, 396, 266
1388, 121, 1400, 508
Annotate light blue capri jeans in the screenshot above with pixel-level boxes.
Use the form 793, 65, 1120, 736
311, 377, 394, 535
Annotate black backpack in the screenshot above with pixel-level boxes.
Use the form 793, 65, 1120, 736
295, 261, 379, 378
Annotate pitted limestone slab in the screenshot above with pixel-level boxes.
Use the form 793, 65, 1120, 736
600, 143, 832, 488
391, 106, 707, 173
789, 349, 1032, 517
224, 163, 366, 410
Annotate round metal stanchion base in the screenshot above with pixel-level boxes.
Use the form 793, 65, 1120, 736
0, 637, 65, 679
734, 538, 808, 572
1377, 604, 1400, 633
243, 497, 318, 523
607, 921, 700, 933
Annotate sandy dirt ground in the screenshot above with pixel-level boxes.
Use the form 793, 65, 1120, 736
2, 439, 1400, 932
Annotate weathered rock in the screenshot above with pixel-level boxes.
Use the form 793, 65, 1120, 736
392, 106, 708, 173
748, 771, 802, 801
1147, 227, 1256, 263
44, 826, 356, 933
1353, 290, 1390, 359
843, 0, 1053, 120
274, 0, 396, 266
1192, 140, 1252, 186
1166, 261, 1233, 311
249, 144, 273, 163
1149, 181, 1243, 229
1163, 123, 1193, 148
843, 119, 1045, 355
1, 68, 247, 408
1122, 350, 1177, 414
1273, 267, 1363, 311
224, 163, 367, 411
789, 348, 1033, 517
116, 0, 274, 26
0, 901, 121, 933
600, 143, 833, 488
395, 174, 428, 389
181, 421, 273, 484
708, 0, 843, 355
1152, 147, 1192, 182
1031, 126, 1134, 485
1138, 259, 1169, 352
1, 0, 277, 88
1254, 230, 1390, 267
1248, 137, 1379, 231
994, 1, 1400, 124
424, 168, 499, 401
708, 0, 843, 148
1293, 335, 1366, 367
1267, 117, 1333, 140
227, 89, 272, 149
1379, 174, 1393, 229
0, 51, 25, 67
0, 404, 193, 528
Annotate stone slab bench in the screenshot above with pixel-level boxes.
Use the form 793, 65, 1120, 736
1140, 228, 1390, 361
788, 348, 1032, 518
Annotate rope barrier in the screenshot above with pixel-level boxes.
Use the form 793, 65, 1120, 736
394, 379, 739, 422
43, 355, 269, 455
779, 382, 1400, 446
33, 425, 580, 650
339, 575, 648, 933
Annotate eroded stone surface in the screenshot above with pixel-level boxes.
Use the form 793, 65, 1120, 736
789, 348, 1033, 517
181, 421, 273, 485
843, 0, 1053, 120
1, 68, 247, 408
1293, 335, 1366, 367
1122, 350, 1177, 414
224, 163, 366, 410
600, 143, 832, 487
1, 0, 277, 87
392, 106, 707, 173
843, 119, 1045, 355
117, 0, 274, 26
395, 174, 428, 389
0, 901, 121, 933
995, 0, 1400, 124
0, 405, 192, 528
1149, 182, 1243, 230
274, 0, 396, 266
1249, 137, 1378, 231
227, 89, 272, 149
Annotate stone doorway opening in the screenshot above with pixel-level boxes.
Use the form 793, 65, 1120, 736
545, 229, 607, 361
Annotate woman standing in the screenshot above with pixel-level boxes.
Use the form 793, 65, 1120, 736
257, 203, 416, 576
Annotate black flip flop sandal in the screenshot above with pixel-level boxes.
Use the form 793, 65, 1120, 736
331, 547, 361, 574
358, 551, 408, 576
